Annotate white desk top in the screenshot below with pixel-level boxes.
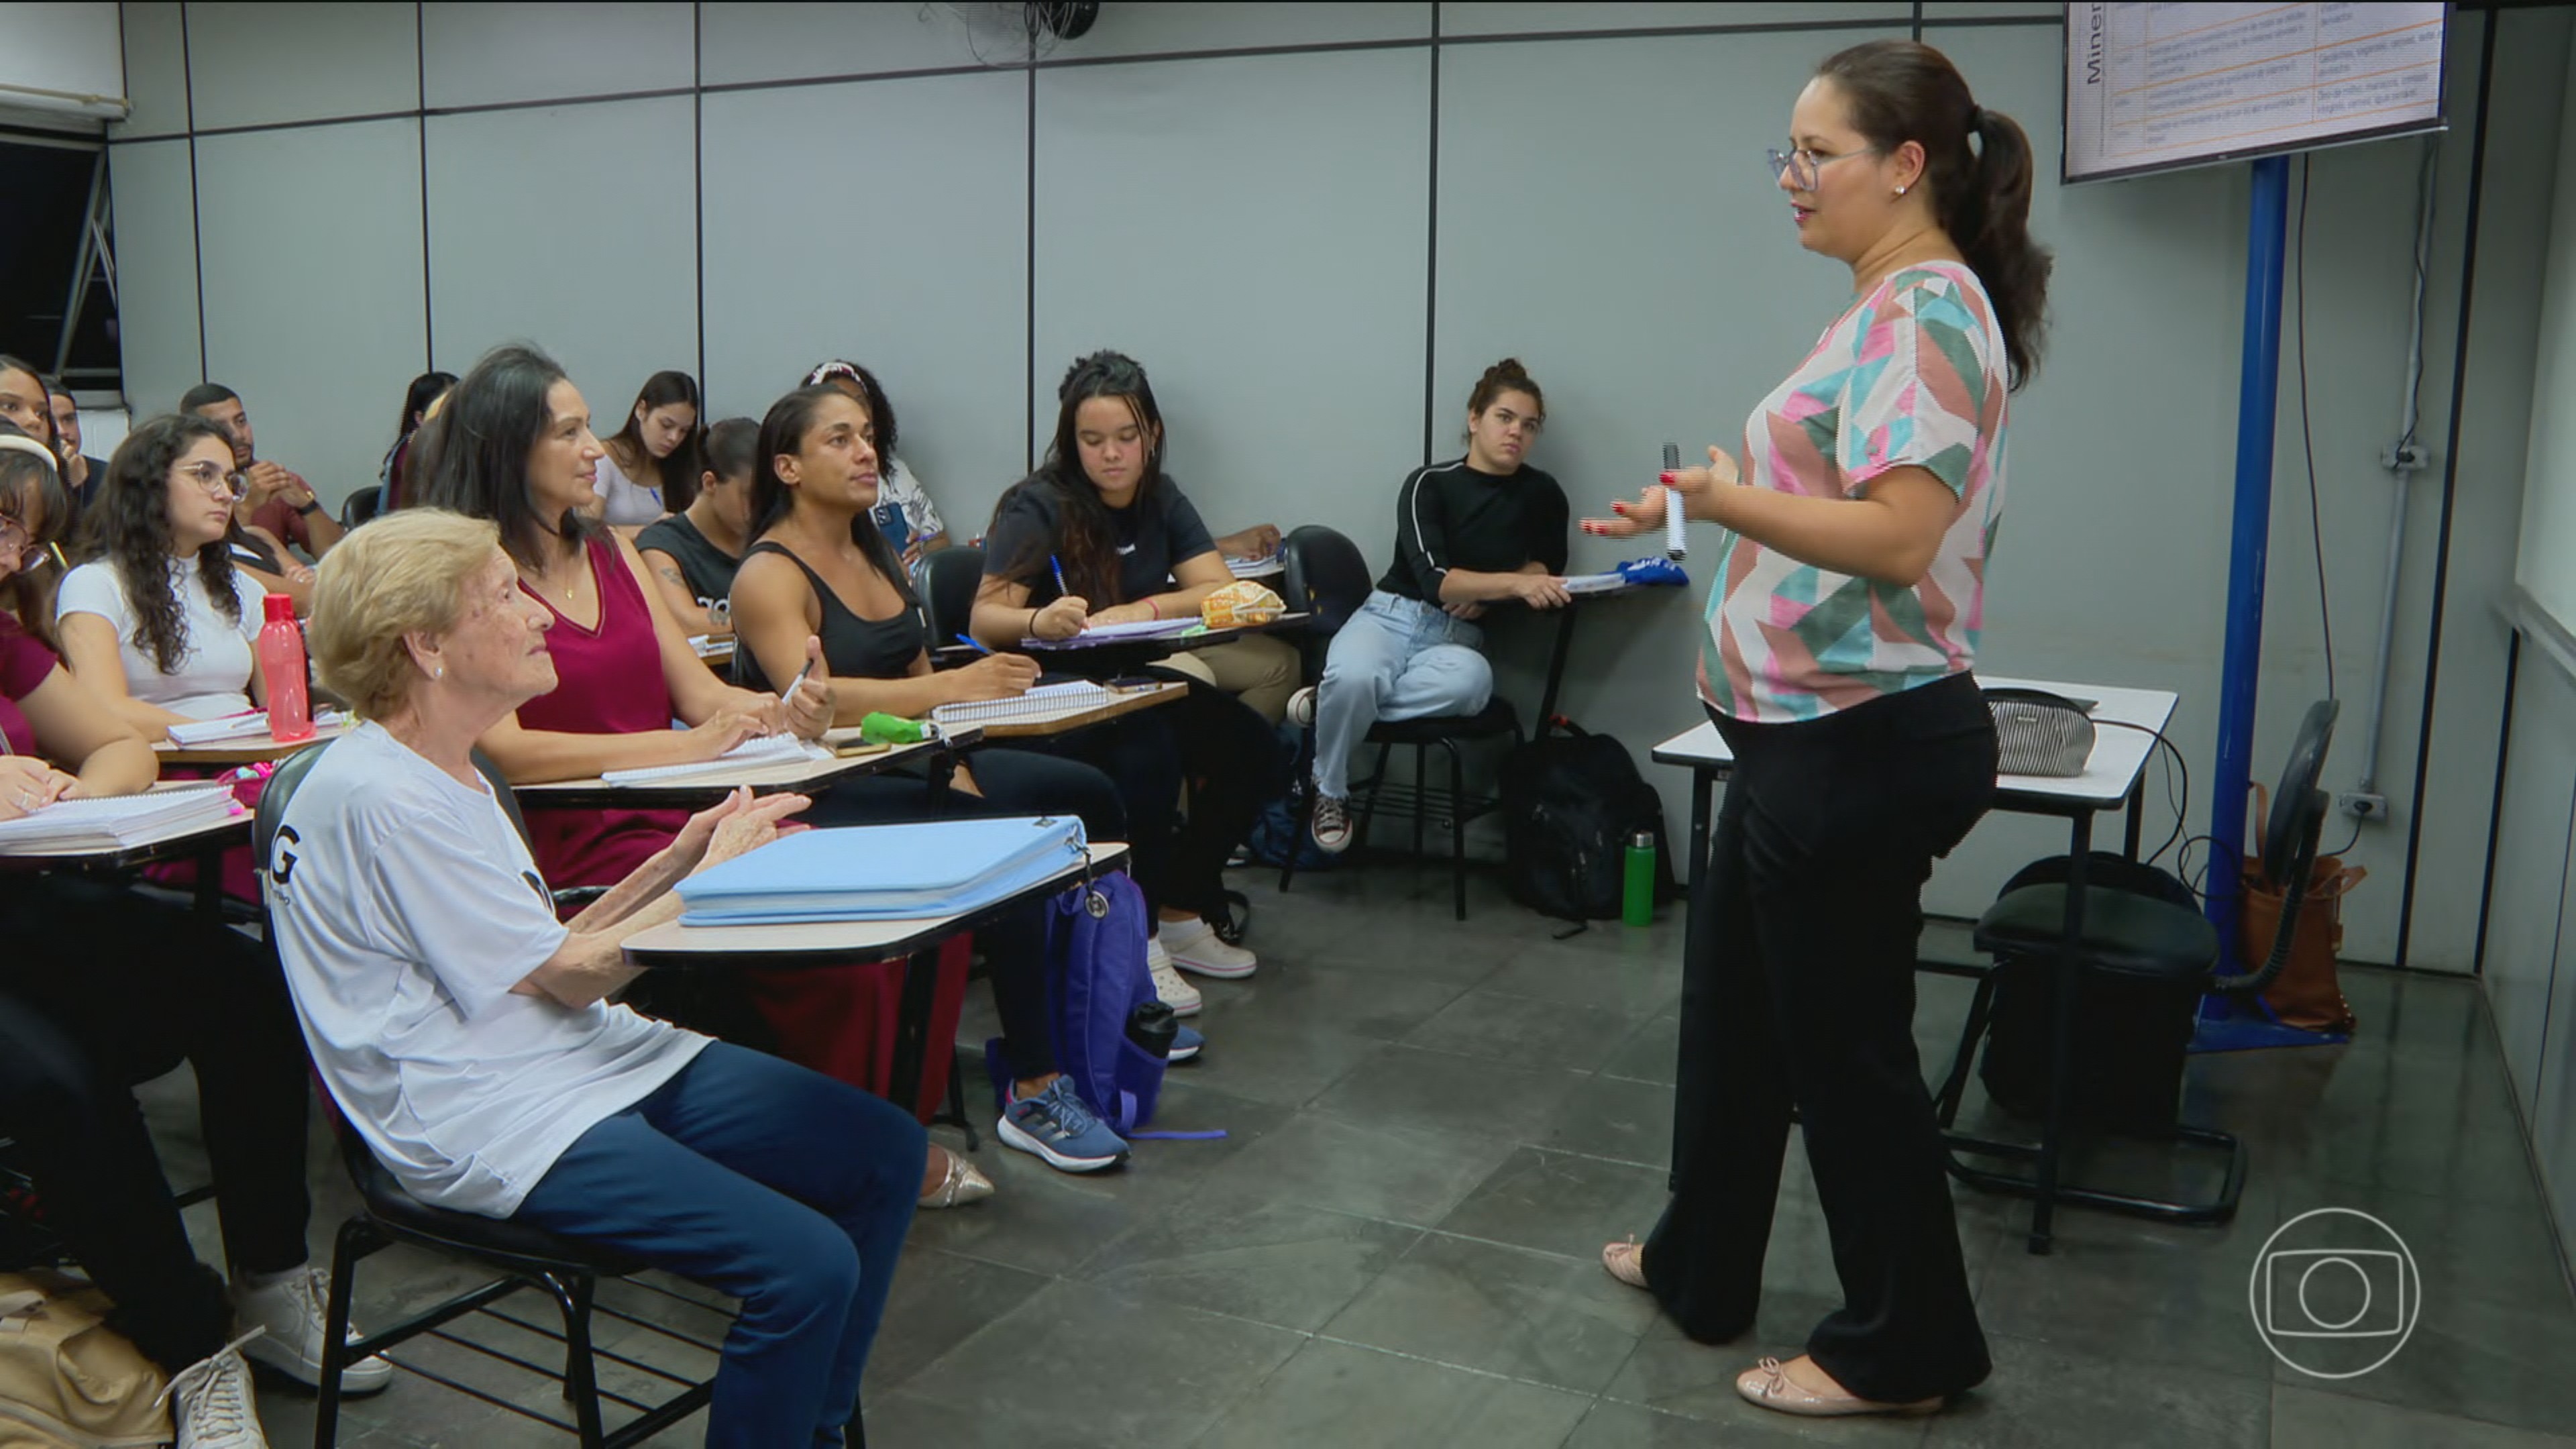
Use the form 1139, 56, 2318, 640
156, 721, 350, 765
0, 784, 250, 866
515, 729, 973, 807
622, 843, 1131, 963
1650, 676, 2178, 811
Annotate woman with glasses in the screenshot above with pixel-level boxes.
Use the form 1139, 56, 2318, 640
1585, 40, 2049, 1419
1288, 358, 1568, 855
0, 422, 390, 1449
56, 414, 274, 742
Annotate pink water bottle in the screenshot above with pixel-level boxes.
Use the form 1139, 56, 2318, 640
258, 594, 313, 743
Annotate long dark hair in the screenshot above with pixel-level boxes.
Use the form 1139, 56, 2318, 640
1815, 39, 2051, 388
0, 421, 68, 646
991, 350, 1166, 606
747, 386, 908, 589
606, 370, 704, 513
393, 370, 456, 441
85, 413, 244, 675
801, 360, 899, 458
413, 343, 597, 570
0, 358, 56, 451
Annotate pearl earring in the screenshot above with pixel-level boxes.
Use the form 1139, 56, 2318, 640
432, 665, 444, 681
1896, 184, 1910, 196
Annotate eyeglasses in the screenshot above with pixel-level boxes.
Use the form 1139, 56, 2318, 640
173, 460, 246, 501
1766, 145, 1880, 191
0, 514, 50, 574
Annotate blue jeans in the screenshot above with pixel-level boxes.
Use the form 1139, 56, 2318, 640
1311, 590, 1493, 798
511, 1042, 926, 1448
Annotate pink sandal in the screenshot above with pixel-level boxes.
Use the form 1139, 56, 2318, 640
1601, 1236, 1648, 1290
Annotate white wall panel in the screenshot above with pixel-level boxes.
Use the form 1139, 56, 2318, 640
1440, 3, 1907, 37
106, 138, 202, 416
425, 97, 698, 425
193, 118, 425, 508
1033, 48, 1430, 555
700, 72, 1028, 529
422, 2, 694, 111
112, 1, 188, 138
182, 1, 416, 131
698, 2, 991, 86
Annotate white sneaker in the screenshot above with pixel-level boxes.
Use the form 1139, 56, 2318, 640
1310, 792, 1354, 853
1145, 937, 1203, 1016
1160, 918, 1258, 979
158, 1334, 269, 1449
1286, 686, 1318, 728
231, 1265, 392, 1396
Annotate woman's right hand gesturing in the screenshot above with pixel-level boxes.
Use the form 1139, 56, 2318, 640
1030, 594, 1090, 641
953, 652, 1041, 702
1580, 445, 1741, 538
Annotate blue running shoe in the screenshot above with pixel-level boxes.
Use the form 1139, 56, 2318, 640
999, 1079, 1129, 1173
1168, 1024, 1204, 1063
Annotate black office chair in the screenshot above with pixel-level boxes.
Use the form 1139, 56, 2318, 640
254, 743, 861, 1448
1933, 699, 2339, 1235
922, 545, 985, 657
1274, 525, 1522, 922
340, 486, 384, 530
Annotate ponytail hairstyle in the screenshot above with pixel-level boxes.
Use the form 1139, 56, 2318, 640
1466, 357, 1544, 431
1815, 39, 2052, 388
0, 421, 70, 646
747, 386, 907, 587
87, 413, 245, 675
606, 369, 705, 512
702, 415, 759, 487
991, 350, 1167, 606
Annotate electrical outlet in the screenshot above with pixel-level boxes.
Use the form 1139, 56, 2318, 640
2339, 792, 2388, 821
2381, 442, 2432, 472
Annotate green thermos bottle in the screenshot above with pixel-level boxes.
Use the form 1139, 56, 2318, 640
1622, 830, 1656, 927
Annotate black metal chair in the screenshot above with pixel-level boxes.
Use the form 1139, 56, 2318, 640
340, 486, 383, 530
1274, 525, 1521, 922
1932, 699, 2339, 1241
922, 545, 985, 664
254, 742, 863, 1448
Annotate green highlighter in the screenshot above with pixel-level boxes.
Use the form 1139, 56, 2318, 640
859, 712, 928, 745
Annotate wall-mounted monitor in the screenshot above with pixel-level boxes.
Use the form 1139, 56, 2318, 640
2063, 2, 2448, 184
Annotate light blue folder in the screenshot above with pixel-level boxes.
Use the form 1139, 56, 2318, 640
676, 816, 1088, 925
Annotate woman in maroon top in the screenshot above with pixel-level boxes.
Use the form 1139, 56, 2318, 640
411, 345, 834, 887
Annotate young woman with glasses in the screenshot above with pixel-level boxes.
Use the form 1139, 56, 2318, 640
1586, 40, 2051, 1419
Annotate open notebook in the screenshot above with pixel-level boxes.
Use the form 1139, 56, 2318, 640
166, 708, 349, 747
0, 786, 238, 851
928, 680, 1127, 728
598, 735, 831, 787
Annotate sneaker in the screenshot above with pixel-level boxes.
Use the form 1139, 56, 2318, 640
158, 1333, 268, 1449
1286, 686, 1318, 728
1145, 938, 1203, 1016
1310, 793, 1354, 853
998, 1079, 1130, 1173
1168, 1024, 1205, 1063
1160, 918, 1258, 980
231, 1265, 392, 1395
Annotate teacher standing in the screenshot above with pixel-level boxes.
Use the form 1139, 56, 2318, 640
1587, 40, 2049, 1418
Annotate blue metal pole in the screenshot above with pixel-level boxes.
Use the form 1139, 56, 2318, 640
2208, 154, 2293, 971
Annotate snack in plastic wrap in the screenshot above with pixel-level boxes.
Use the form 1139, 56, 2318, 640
1199, 580, 1285, 628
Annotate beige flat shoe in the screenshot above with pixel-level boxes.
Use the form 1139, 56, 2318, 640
1735, 1356, 1942, 1418
1601, 1237, 1648, 1290
917, 1147, 994, 1209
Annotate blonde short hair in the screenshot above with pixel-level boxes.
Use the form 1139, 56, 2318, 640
309, 509, 503, 718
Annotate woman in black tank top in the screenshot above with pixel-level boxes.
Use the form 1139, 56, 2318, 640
728, 386, 1176, 1189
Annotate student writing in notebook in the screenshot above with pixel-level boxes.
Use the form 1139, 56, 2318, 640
728, 384, 1155, 1176
972, 350, 1284, 987
0, 426, 390, 1449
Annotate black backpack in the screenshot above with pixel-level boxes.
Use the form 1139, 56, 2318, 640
1500, 720, 1678, 923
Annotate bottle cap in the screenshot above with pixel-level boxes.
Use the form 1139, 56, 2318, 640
262, 594, 296, 623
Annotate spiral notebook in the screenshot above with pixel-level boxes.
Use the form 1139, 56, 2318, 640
598, 735, 831, 787
0, 786, 238, 851
928, 680, 1122, 728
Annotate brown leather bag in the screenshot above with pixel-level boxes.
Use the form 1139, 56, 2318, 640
2239, 784, 2363, 1034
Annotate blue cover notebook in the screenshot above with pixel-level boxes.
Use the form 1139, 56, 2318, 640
676, 816, 1088, 924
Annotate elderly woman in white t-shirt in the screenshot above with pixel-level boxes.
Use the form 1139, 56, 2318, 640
55, 413, 272, 740
266, 509, 924, 1448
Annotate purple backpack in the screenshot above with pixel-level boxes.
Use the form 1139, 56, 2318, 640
988, 871, 1167, 1134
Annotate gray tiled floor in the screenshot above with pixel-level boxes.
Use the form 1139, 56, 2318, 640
141, 863, 2576, 1447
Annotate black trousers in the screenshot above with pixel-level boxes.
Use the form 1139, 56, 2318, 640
0, 876, 313, 1375
1643, 672, 1996, 1403
1039, 674, 1283, 921
802, 747, 1128, 1083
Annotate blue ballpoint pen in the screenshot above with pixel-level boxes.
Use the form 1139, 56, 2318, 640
953, 633, 992, 655
1051, 554, 1069, 596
